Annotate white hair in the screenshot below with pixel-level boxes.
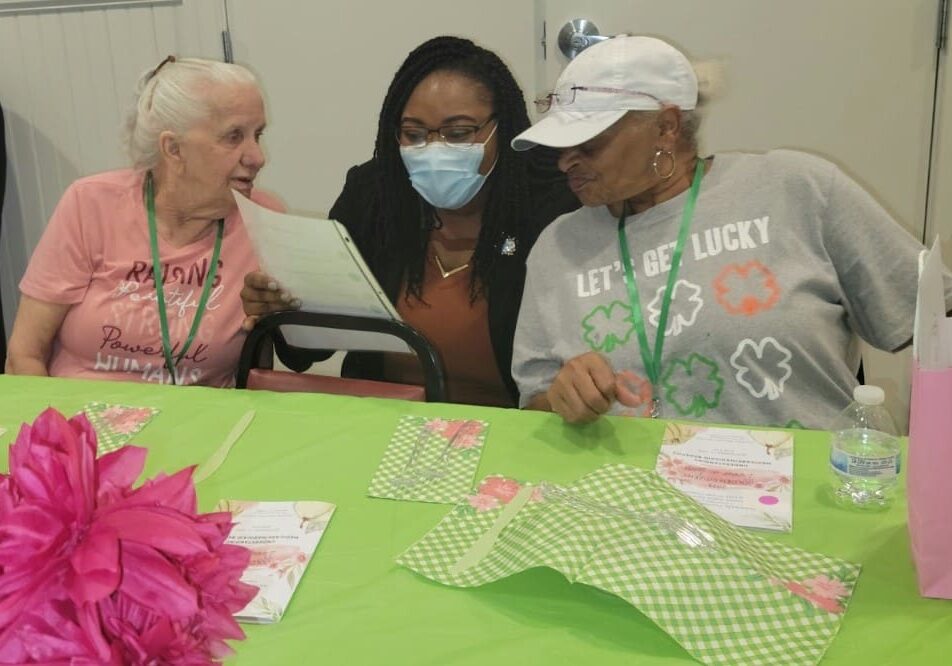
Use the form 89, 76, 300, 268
679, 59, 725, 150
121, 57, 259, 171
626, 58, 723, 151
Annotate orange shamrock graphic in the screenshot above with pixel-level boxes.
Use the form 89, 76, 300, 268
712, 261, 781, 316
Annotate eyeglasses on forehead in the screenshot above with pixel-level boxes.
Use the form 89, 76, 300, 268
533, 86, 661, 113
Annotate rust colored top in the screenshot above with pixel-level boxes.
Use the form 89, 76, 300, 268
382, 235, 512, 407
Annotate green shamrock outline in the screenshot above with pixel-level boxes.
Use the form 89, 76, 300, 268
661, 353, 724, 417
580, 301, 635, 353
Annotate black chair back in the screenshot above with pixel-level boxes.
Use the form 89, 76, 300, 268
236, 311, 447, 402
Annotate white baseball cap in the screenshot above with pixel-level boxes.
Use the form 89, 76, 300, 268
512, 35, 698, 151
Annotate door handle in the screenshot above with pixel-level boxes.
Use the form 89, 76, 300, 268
557, 19, 609, 60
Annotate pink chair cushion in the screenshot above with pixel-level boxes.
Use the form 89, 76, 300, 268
245, 369, 425, 402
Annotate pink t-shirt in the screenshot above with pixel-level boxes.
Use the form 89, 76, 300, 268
19, 169, 281, 387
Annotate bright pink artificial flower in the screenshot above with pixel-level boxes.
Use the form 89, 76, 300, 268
0, 408, 256, 664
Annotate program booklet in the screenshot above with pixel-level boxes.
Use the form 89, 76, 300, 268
218, 500, 336, 623
655, 424, 794, 532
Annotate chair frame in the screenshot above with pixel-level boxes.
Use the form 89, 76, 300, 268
236, 310, 447, 402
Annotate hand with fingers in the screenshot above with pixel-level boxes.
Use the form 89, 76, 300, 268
546, 352, 616, 424
240, 271, 302, 331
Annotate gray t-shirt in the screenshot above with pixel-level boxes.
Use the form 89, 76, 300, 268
513, 149, 937, 429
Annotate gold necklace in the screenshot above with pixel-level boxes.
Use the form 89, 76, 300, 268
432, 253, 470, 278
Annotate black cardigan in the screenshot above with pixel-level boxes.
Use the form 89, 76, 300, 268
317, 154, 579, 402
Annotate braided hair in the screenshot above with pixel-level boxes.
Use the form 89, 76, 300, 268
372, 36, 535, 301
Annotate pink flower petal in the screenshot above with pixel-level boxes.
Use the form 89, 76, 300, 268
69, 527, 121, 604
95, 508, 209, 556
96, 446, 147, 496
117, 543, 199, 620
119, 466, 198, 515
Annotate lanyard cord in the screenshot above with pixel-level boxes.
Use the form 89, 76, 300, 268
146, 172, 224, 385
616, 158, 705, 390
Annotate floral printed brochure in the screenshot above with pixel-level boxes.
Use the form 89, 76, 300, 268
368, 416, 489, 504
218, 500, 336, 623
81, 402, 159, 455
398, 465, 860, 666
657, 423, 794, 532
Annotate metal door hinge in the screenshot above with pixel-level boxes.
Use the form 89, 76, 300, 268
541, 20, 547, 60
222, 29, 233, 63
938, 0, 950, 52
222, 0, 233, 63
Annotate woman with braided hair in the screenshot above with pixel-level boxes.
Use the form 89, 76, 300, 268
241, 36, 578, 406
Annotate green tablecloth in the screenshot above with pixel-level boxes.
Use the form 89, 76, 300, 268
0, 375, 947, 665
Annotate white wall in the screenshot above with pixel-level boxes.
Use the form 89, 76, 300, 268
0, 0, 224, 336
927, 41, 951, 252
226, 0, 536, 217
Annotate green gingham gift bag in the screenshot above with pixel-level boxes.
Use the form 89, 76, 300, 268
81, 402, 159, 455
397, 464, 860, 666
368, 416, 489, 504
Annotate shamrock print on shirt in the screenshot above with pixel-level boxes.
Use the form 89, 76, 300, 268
713, 261, 781, 316
730, 337, 793, 400
646, 279, 703, 337
581, 301, 635, 353
661, 353, 725, 418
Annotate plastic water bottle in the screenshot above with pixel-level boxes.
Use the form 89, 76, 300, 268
829, 385, 902, 509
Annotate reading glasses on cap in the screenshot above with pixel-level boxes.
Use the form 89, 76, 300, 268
534, 86, 661, 113
397, 116, 496, 148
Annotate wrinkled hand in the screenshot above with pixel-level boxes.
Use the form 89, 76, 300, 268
546, 352, 616, 424
240, 271, 302, 331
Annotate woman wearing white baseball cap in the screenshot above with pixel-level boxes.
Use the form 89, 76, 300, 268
510, 35, 949, 429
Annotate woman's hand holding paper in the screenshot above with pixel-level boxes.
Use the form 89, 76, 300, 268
240, 271, 302, 331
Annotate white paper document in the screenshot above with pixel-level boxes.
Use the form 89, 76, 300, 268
220, 500, 336, 623
236, 193, 411, 353
656, 424, 794, 532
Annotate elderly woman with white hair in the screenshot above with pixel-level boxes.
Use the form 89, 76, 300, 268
6, 56, 280, 386
511, 35, 952, 429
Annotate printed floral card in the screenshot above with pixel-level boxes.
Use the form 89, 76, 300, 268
81, 402, 159, 455
656, 423, 794, 532
368, 416, 489, 504
398, 465, 860, 666
218, 500, 336, 623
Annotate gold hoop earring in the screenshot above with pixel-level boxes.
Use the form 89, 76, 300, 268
651, 149, 676, 180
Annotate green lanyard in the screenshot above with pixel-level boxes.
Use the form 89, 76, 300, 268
145, 173, 224, 385
617, 158, 704, 417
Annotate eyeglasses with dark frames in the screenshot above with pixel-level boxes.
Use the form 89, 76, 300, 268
534, 86, 661, 113
396, 116, 496, 148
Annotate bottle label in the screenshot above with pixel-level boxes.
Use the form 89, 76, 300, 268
831, 450, 901, 480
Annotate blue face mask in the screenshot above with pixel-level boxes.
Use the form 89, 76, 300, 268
399, 125, 498, 210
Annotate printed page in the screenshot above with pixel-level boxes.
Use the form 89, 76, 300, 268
235, 193, 410, 353
219, 500, 336, 623
656, 424, 793, 532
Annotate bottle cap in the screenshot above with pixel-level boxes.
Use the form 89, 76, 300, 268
853, 384, 885, 406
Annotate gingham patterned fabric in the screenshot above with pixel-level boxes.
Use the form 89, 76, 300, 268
81, 402, 159, 455
397, 464, 860, 666
368, 416, 489, 504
